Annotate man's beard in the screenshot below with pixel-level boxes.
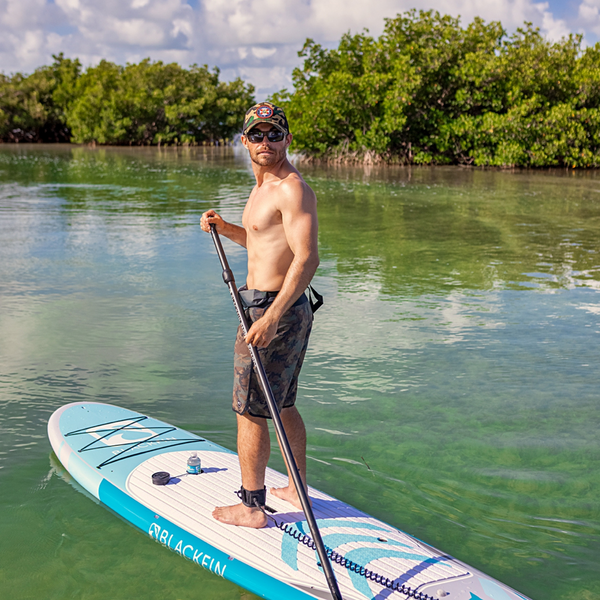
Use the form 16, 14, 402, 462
249, 144, 286, 167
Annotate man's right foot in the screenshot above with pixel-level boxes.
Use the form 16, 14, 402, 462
212, 502, 267, 528
270, 485, 311, 510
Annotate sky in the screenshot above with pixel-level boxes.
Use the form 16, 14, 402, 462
1, 0, 599, 98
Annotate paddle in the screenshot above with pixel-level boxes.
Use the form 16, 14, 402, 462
209, 224, 344, 600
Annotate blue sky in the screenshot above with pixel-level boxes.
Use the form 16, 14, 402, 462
1, 0, 598, 97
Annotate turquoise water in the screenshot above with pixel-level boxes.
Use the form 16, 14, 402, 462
1, 145, 599, 600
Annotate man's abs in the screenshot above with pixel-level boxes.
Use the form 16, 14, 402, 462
245, 229, 295, 291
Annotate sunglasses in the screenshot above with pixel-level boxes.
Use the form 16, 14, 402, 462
246, 128, 286, 143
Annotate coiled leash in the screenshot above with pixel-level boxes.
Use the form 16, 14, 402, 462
237, 486, 437, 600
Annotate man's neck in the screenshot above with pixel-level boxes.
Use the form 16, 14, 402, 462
252, 157, 291, 187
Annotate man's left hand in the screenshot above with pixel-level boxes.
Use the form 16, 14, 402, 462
245, 314, 279, 348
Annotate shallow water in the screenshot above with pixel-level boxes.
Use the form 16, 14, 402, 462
0, 145, 599, 600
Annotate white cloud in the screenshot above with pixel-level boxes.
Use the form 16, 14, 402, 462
534, 2, 571, 41
0, 0, 596, 96
579, 0, 600, 36
251, 47, 277, 59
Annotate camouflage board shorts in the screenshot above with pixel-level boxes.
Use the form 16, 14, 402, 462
233, 292, 312, 419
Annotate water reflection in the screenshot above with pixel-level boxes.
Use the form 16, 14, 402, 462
308, 168, 600, 298
3, 145, 599, 297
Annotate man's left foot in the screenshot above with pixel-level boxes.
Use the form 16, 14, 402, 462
270, 485, 310, 510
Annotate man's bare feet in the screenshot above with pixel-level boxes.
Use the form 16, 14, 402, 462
212, 503, 267, 528
270, 485, 311, 510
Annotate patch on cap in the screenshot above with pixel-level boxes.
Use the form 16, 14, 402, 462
256, 105, 274, 119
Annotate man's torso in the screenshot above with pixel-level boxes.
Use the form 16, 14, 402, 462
242, 172, 304, 292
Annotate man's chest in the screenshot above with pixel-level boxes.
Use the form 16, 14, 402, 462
242, 188, 283, 233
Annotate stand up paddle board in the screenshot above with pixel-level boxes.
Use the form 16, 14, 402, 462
48, 402, 532, 600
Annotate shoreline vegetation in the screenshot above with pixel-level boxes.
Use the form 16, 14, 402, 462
275, 10, 600, 169
0, 56, 254, 147
2, 10, 600, 167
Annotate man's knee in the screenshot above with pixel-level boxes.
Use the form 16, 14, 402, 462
237, 412, 269, 430
281, 405, 304, 426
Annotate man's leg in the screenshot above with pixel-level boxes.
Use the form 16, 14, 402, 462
270, 406, 308, 510
212, 413, 270, 528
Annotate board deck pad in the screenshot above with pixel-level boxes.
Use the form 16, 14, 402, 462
48, 402, 532, 600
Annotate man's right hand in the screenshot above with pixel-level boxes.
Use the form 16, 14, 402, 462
200, 210, 226, 233
245, 311, 280, 348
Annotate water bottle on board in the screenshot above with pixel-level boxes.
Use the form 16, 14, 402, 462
187, 452, 201, 474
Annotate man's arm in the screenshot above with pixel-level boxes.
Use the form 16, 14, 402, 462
200, 209, 247, 248
245, 179, 319, 348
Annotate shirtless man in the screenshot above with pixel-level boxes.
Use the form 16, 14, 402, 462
200, 102, 319, 528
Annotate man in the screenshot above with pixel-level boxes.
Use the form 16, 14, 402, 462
200, 101, 319, 528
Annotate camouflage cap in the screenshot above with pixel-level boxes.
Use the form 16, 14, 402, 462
242, 102, 290, 135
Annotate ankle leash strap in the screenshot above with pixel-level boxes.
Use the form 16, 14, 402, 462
237, 486, 267, 508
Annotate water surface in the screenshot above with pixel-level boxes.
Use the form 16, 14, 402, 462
1, 145, 599, 600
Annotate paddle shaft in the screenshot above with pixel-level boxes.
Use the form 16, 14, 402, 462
209, 225, 343, 600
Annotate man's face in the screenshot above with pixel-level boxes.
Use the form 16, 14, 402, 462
243, 122, 291, 167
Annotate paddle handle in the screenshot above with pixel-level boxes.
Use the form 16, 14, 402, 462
209, 224, 343, 600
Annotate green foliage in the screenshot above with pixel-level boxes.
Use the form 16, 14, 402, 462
67, 60, 254, 145
273, 33, 408, 157
0, 54, 81, 142
0, 57, 254, 145
273, 10, 600, 167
